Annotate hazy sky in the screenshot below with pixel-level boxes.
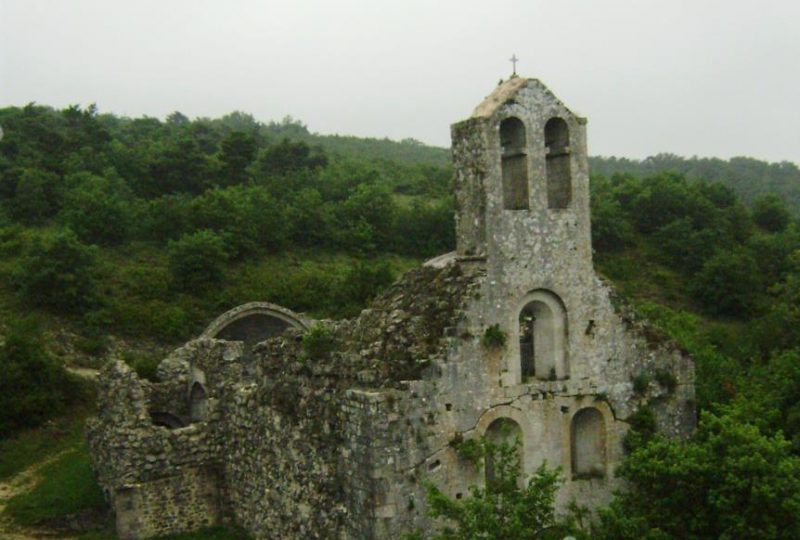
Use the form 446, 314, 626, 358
2, 0, 799, 164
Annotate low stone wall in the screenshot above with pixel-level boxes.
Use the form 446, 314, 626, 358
114, 467, 222, 540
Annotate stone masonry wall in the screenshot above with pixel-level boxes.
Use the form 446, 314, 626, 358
114, 467, 222, 540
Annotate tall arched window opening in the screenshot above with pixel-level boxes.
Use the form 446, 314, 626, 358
571, 408, 606, 479
190, 382, 207, 423
544, 117, 571, 209
484, 417, 523, 487
518, 291, 568, 381
500, 117, 529, 210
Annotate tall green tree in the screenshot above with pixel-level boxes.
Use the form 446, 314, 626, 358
59, 171, 134, 245
593, 411, 800, 540
16, 229, 99, 313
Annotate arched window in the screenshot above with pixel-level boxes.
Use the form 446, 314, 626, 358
518, 291, 568, 380
484, 418, 523, 486
571, 408, 606, 479
189, 382, 207, 423
500, 117, 529, 210
544, 117, 571, 209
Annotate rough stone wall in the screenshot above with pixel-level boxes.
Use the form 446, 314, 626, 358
114, 467, 222, 540
342, 259, 695, 536
217, 263, 485, 540
221, 336, 349, 539
86, 342, 244, 539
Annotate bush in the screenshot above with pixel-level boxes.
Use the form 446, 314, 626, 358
168, 230, 229, 292
0, 317, 83, 436
752, 193, 791, 233
594, 411, 800, 540
60, 172, 134, 245
302, 323, 337, 359
8, 167, 62, 224
689, 249, 762, 318
16, 229, 99, 313
419, 437, 573, 540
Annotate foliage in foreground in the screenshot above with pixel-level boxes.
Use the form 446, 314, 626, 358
592, 410, 800, 540
413, 439, 574, 540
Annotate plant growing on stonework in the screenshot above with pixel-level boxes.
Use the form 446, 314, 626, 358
482, 324, 507, 349
654, 369, 678, 393
414, 437, 577, 540
632, 372, 652, 395
302, 323, 337, 359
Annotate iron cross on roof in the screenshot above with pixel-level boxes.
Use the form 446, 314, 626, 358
509, 54, 519, 75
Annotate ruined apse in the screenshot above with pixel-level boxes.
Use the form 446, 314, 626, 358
87, 77, 696, 540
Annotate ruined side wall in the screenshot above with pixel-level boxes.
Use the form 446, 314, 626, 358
114, 467, 222, 540
221, 337, 352, 539
87, 340, 245, 540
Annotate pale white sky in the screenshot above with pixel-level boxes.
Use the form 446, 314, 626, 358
1, 0, 799, 164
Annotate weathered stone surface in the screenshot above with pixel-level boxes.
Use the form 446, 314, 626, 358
87, 77, 696, 540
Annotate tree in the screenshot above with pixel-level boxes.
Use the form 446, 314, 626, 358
593, 411, 800, 540
0, 317, 81, 435
752, 193, 791, 233
167, 230, 229, 291
689, 248, 762, 317
590, 179, 635, 252
16, 229, 99, 313
9, 167, 62, 224
218, 131, 256, 186
188, 185, 287, 258
416, 438, 572, 540
59, 171, 134, 245
253, 138, 327, 179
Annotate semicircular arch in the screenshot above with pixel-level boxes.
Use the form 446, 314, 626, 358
201, 301, 311, 344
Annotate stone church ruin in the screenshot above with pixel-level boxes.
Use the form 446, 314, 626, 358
87, 77, 696, 539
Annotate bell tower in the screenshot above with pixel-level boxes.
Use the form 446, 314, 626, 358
450, 77, 594, 385
450, 77, 592, 273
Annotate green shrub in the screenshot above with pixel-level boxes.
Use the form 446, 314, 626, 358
16, 229, 99, 313
632, 372, 652, 395
123, 351, 161, 381
422, 437, 574, 540
655, 369, 678, 393
302, 323, 337, 359
168, 230, 229, 292
60, 172, 134, 245
595, 411, 800, 540
0, 317, 85, 436
689, 249, 762, 318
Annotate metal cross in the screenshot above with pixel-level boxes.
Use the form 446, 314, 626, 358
509, 54, 519, 75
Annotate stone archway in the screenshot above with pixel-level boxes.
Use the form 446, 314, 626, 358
201, 302, 311, 345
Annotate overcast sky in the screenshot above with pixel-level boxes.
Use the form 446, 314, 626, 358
2, 0, 798, 164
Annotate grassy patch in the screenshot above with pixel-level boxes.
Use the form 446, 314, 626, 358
0, 406, 91, 481
3, 441, 105, 526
